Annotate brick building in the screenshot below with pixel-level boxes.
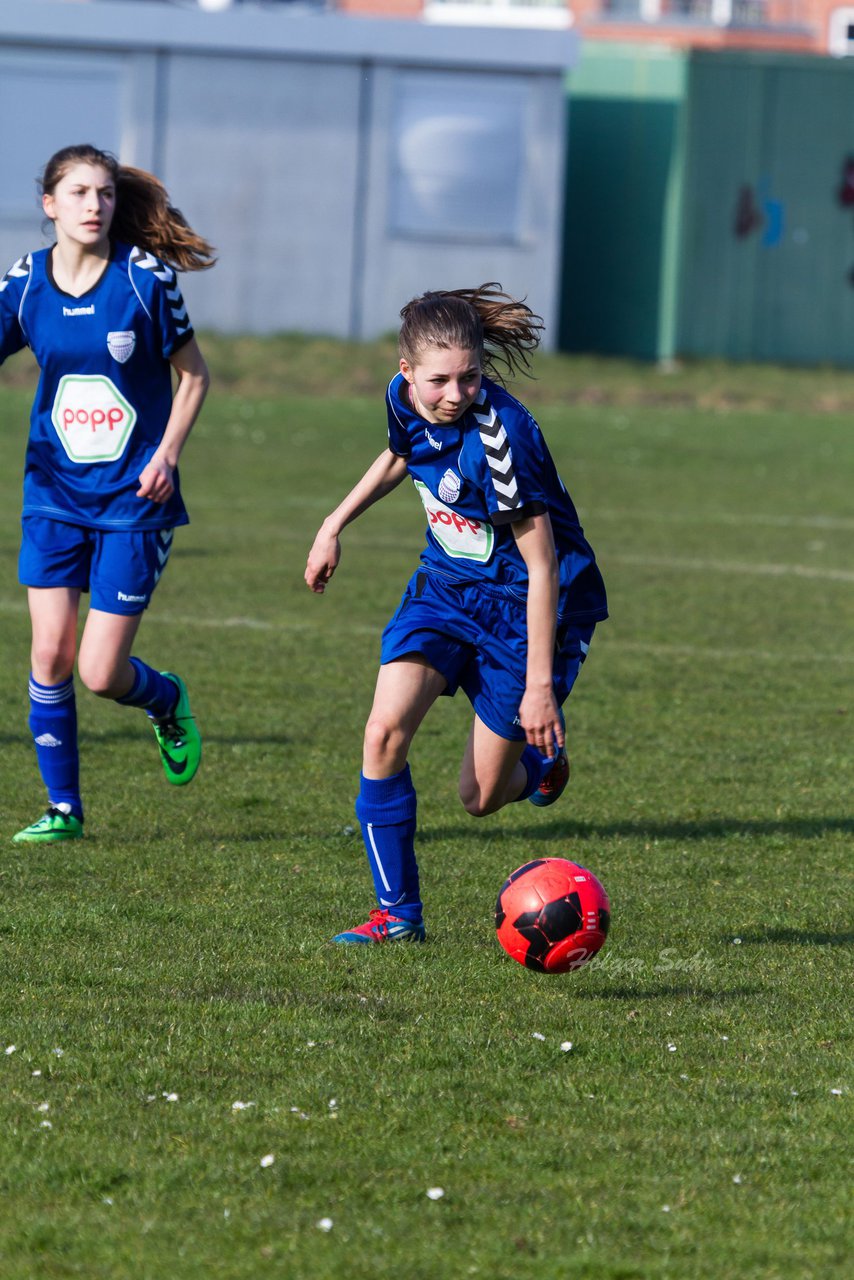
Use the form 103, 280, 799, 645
336, 0, 854, 56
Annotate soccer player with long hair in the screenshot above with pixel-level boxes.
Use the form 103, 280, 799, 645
0, 144, 215, 841
306, 284, 607, 943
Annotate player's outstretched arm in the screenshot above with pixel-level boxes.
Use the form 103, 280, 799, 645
305, 449, 408, 594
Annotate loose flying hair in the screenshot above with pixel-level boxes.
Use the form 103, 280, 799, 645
398, 283, 545, 384
40, 144, 216, 273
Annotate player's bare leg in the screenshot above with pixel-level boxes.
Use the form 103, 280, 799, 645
79, 609, 201, 787
77, 608, 143, 698
362, 656, 448, 778
458, 714, 528, 817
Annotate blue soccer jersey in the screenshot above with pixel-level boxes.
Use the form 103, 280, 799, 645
0, 241, 194, 531
385, 372, 607, 623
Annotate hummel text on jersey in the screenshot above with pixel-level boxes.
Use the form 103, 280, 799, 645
117, 591, 146, 603
63, 304, 95, 317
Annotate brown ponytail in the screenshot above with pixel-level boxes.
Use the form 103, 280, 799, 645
40, 144, 216, 273
112, 166, 216, 272
399, 283, 544, 384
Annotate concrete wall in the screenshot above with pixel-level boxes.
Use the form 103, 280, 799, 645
0, 0, 577, 343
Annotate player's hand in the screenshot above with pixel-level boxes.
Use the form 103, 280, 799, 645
137, 457, 175, 503
518, 686, 564, 759
305, 527, 341, 594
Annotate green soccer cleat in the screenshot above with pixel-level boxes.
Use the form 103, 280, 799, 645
150, 672, 201, 786
13, 806, 83, 843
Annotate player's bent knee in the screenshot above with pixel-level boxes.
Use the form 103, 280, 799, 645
459, 781, 503, 818
77, 656, 123, 699
462, 796, 503, 819
30, 644, 75, 687
363, 715, 410, 771
79, 674, 117, 699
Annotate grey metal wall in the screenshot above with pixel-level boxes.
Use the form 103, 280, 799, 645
0, 0, 576, 343
678, 50, 854, 367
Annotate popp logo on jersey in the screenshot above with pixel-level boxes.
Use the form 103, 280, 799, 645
51, 374, 137, 463
414, 480, 495, 564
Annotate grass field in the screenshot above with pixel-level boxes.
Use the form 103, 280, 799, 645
0, 340, 851, 1278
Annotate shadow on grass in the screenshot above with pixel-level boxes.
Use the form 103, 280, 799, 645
421, 816, 854, 843
155, 979, 761, 1007
33, 729, 298, 748
573, 984, 761, 1001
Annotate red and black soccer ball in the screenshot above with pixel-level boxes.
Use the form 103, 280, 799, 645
495, 858, 610, 973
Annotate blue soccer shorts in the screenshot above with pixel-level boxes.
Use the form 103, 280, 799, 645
19, 516, 174, 616
380, 569, 595, 742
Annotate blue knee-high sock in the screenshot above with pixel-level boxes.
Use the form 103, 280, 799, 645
115, 657, 178, 718
28, 675, 82, 821
513, 745, 557, 802
354, 765, 422, 922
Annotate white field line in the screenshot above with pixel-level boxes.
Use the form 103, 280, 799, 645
4, 541, 853, 600
197, 497, 854, 534
609, 554, 854, 584
595, 509, 854, 532
0, 597, 378, 636
608, 639, 854, 666
149, 611, 388, 636
277, 499, 854, 533
1, 598, 849, 665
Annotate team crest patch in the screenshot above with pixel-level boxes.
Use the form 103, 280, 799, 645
107, 330, 136, 363
438, 469, 461, 504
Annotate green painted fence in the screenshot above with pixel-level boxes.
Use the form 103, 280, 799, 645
561, 43, 854, 367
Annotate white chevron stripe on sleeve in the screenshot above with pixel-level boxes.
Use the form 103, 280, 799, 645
493, 481, 520, 505
487, 455, 514, 480
474, 396, 522, 512
132, 248, 175, 286
0, 255, 31, 293
131, 248, 190, 333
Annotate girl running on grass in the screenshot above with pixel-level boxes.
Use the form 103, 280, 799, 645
305, 284, 608, 943
0, 143, 214, 842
